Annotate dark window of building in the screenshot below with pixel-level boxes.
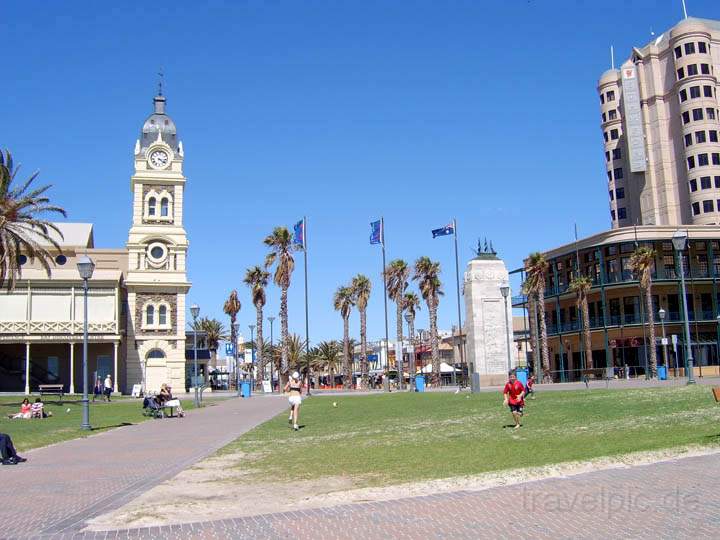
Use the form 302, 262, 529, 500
611, 209, 616, 220
693, 108, 704, 121
701, 63, 710, 75
688, 156, 696, 169
614, 167, 623, 179
713, 153, 720, 165
607, 170, 612, 181
715, 176, 720, 189
696, 131, 707, 143
704, 200, 714, 213
610, 129, 619, 140
680, 89, 688, 102
683, 111, 691, 124
602, 112, 606, 122
707, 108, 716, 120
693, 202, 701, 215
690, 179, 698, 192
612, 148, 621, 160
701, 176, 711, 189
699, 42, 707, 54
604, 131, 609, 142
616, 187, 625, 199
685, 133, 694, 147
699, 153, 709, 166
55, 255, 66, 266
710, 130, 718, 142
600, 93, 605, 104
675, 46, 682, 58
608, 109, 617, 120
607, 90, 615, 101
691, 86, 701, 98
617, 207, 627, 219
609, 190, 614, 200
18, 255, 27, 265
605, 151, 610, 162
685, 42, 696, 55
705, 85, 713, 97
688, 64, 698, 76
678, 67, 685, 80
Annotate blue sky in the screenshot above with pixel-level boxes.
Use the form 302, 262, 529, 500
3, 1, 718, 345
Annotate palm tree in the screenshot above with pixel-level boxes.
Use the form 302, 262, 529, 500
351, 274, 372, 389
403, 291, 421, 376
333, 285, 355, 389
385, 259, 410, 375
0, 149, 67, 291
569, 275, 593, 374
524, 252, 550, 380
413, 257, 443, 385
629, 246, 658, 378
222, 290, 241, 371
244, 265, 270, 383
317, 340, 341, 388
197, 317, 226, 362
264, 227, 295, 386
522, 282, 539, 376
287, 333, 308, 374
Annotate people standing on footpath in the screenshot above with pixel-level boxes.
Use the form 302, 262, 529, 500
503, 369, 525, 429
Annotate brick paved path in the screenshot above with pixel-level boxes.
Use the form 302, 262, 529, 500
0, 395, 287, 539
30, 451, 720, 540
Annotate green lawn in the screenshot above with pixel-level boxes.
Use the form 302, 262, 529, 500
0, 395, 196, 451
223, 386, 720, 487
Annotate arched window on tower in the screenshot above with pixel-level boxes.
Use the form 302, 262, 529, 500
147, 349, 165, 359
159, 305, 167, 325
148, 197, 157, 216
160, 197, 169, 217
146, 305, 154, 325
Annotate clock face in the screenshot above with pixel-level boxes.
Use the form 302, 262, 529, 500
149, 150, 169, 168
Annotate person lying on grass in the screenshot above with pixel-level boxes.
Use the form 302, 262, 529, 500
7, 398, 32, 419
503, 369, 525, 429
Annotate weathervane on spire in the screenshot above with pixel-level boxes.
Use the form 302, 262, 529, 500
157, 68, 164, 96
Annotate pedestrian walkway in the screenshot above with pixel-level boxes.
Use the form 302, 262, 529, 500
1, 394, 287, 538
37, 451, 720, 539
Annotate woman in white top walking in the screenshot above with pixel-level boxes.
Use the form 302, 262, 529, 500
103, 374, 113, 402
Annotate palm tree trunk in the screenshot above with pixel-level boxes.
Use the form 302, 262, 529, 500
429, 296, 440, 386
342, 316, 351, 389
256, 306, 264, 384
645, 279, 658, 377
395, 300, 403, 385
360, 309, 368, 389
581, 297, 593, 372
280, 286, 289, 387
537, 286, 550, 379
409, 316, 416, 379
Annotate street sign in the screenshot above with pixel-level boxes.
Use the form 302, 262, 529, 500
671, 334, 678, 352
661, 338, 668, 345
225, 343, 235, 356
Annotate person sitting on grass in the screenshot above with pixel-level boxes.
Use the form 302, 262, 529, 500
7, 398, 32, 419
159, 383, 185, 417
31, 397, 52, 419
0, 432, 27, 465
503, 370, 525, 430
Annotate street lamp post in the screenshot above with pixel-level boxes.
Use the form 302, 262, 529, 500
77, 255, 95, 431
248, 324, 256, 392
500, 284, 513, 373
659, 308, 668, 375
190, 304, 200, 407
404, 312, 414, 389
268, 316, 275, 391
672, 229, 695, 384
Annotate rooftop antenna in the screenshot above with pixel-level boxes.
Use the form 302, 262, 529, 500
681, 0, 688, 19
157, 68, 164, 96
610, 45, 615, 70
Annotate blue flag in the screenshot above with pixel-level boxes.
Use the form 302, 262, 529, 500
293, 219, 305, 248
370, 219, 383, 245
432, 223, 455, 238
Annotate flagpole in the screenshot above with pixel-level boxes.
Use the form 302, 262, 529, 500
304, 216, 311, 396
381, 217, 390, 391
452, 218, 465, 387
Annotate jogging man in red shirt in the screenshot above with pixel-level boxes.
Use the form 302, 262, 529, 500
503, 370, 525, 429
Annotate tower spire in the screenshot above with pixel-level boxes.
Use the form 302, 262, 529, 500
157, 68, 164, 96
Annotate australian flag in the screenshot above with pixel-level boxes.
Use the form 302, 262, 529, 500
293, 219, 305, 249
370, 219, 383, 245
432, 222, 454, 238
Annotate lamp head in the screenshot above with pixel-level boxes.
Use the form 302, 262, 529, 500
658, 308, 666, 320
249, 324, 256, 332
232, 322, 239, 333
76, 255, 95, 280
190, 304, 200, 319
500, 284, 510, 298
671, 229, 688, 251
404, 312, 412, 323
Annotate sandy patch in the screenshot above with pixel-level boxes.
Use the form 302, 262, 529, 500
84, 443, 720, 531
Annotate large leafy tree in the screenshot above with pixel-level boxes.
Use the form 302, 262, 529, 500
524, 252, 550, 379
0, 150, 67, 291
333, 285, 355, 389
403, 291, 421, 376
351, 274, 372, 389
385, 259, 410, 376
244, 265, 270, 383
264, 227, 295, 386
569, 275, 593, 374
629, 246, 658, 378
222, 290, 241, 371
413, 257, 443, 385
317, 340, 341, 388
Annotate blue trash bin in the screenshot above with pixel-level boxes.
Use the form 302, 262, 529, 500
241, 381, 252, 398
516, 368, 528, 387
657, 365, 667, 380
415, 375, 425, 392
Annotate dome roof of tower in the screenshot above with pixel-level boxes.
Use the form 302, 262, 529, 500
140, 94, 179, 152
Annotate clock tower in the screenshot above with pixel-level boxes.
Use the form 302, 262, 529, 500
125, 92, 191, 393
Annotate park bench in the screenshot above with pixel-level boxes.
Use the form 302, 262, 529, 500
38, 384, 65, 403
